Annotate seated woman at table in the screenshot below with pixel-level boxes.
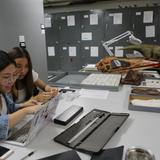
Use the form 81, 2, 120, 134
0, 50, 42, 140
8, 47, 58, 103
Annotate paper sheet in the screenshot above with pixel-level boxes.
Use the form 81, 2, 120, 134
143, 11, 153, 23
79, 89, 109, 100
44, 17, 52, 28
48, 46, 55, 56
145, 25, 155, 38
69, 46, 76, 56
115, 46, 123, 57
90, 14, 98, 25
81, 32, 92, 41
90, 46, 98, 57
113, 13, 122, 24
67, 15, 75, 26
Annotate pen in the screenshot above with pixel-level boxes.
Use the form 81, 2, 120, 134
68, 113, 105, 144
59, 88, 75, 93
20, 151, 35, 160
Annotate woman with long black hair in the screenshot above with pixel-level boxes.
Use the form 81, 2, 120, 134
0, 50, 41, 140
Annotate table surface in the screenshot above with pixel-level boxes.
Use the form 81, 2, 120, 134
23, 85, 160, 160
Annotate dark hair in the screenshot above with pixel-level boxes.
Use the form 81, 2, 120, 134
8, 47, 34, 100
0, 50, 16, 71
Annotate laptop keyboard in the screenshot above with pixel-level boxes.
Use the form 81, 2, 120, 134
81, 73, 121, 87
8, 120, 32, 143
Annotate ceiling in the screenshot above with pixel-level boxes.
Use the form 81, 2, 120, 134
43, 0, 120, 8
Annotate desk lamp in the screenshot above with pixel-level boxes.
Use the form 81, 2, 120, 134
102, 31, 142, 56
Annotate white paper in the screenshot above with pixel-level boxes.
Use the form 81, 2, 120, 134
69, 46, 76, 56
90, 14, 98, 25
143, 11, 153, 23
90, 46, 98, 57
115, 46, 123, 57
113, 13, 122, 24
136, 12, 141, 16
0, 143, 34, 160
44, 17, 52, 28
145, 25, 155, 37
67, 15, 75, 26
79, 89, 109, 100
48, 46, 55, 56
81, 32, 92, 40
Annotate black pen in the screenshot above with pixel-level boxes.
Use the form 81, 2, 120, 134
59, 88, 75, 93
20, 151, 35, 160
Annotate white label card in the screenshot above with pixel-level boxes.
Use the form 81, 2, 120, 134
145, 25, 155, 37
67, 15, 75, 26
90, 14, 98, 25
143, 11, 153, 23
113, 13, 122, 24
90, 46, 98, 57
48, 47, 55, 56
81, 32, 92, 40
69, 46, 76, 56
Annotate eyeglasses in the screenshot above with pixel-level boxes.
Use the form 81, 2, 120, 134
0, 75, 19, 84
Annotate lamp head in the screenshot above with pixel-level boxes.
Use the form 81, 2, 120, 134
129, 34, 142, 45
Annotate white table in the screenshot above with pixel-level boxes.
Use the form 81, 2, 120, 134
24, 85, 160, 160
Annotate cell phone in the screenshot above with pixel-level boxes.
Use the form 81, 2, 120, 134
0, 146, 14, 160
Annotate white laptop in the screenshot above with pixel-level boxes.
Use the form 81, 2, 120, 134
5, 94, 61, 146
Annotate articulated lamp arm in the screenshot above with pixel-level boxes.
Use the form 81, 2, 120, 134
102, 31, 142, 56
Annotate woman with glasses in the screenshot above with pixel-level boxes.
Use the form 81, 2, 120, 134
8, 47, 58, 103
0, 50, 41, 140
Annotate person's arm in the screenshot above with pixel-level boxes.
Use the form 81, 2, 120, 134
19, 99, 39, 108
32, 70, 58, 94
0, 104, 40, 140
34, 79, 47, 91
8, 104, 40, 128
34, 79, 58, 95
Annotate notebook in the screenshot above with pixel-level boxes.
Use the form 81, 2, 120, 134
5, 94, 60, 146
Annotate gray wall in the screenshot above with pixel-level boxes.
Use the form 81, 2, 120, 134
0, 0, 47, 82
0, 6, 6, 49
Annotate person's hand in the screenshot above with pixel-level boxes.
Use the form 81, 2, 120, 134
21, 99, 39, 108
50, 87, 59, 97
32, 91, 55, 103
23, 104, 42, 114
45, 85, 59, 97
